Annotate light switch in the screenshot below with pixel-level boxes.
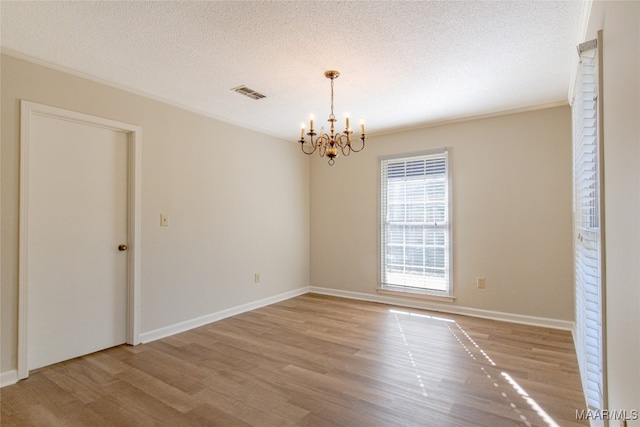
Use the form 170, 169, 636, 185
160, 213, 169, 227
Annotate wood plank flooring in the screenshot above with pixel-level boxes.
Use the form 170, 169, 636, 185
1, 294, 587, 426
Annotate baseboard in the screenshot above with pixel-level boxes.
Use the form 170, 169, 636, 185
309, 286, 575, 331
1, 370, 18, 388
140, 286, 311, 343
1, 286, 574, 387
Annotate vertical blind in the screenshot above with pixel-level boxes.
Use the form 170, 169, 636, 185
380, 151, 450, 293
572, 39, 604, 411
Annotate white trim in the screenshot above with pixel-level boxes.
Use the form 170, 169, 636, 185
572, 322, 579, 365
140, 286, 310, 343
0, 49, 287, 142
310, 287, 574, 331
0, 370, 18, 388
377, 287, 456, 303
18, 101, 142, 380
2, 49, 567, 142
127, 129, 142, 345
6, 285, 574, 386
17, 102, 31, 380
372, 101, 569, 138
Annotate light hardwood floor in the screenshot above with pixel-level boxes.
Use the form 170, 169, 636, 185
1, 293, 587, 426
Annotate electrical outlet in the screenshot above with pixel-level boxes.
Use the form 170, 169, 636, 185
254, 273, 260, 283
477, 277, 486, 289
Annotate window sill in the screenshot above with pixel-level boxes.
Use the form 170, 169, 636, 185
377, 287, 456, 303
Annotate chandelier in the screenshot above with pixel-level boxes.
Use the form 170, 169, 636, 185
298, 70, 366, 166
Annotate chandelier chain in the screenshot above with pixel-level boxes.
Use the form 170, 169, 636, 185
329, 77, 335, 121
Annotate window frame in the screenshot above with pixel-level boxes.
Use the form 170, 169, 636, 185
378, 148, 454, 301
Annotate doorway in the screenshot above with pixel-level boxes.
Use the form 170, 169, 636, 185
18, 101, 141, 379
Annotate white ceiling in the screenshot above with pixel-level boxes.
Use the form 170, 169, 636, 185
1, 1, 584, 140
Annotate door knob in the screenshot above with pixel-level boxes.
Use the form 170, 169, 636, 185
118, 244, 128, 251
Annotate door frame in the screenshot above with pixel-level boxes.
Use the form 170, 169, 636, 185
17, 100, 141, 380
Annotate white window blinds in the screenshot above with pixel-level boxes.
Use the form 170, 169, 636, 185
380, 151, 451, 294
572, 38, 604, 411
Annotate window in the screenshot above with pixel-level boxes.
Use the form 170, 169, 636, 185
573, 36, 604, 411
380, 150, 452, 297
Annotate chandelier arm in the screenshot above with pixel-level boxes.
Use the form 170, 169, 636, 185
318, 141, 327, 157
300, 134, 319, 155
313, 133, 329, 158
331, 134, 343, 148
348, 136, 366, 153
334, 134, 350, 154
300, 141, 317, 155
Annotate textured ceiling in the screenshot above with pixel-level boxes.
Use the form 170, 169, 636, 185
1, 1, 584, 140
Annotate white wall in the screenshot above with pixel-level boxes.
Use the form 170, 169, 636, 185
309, 106, 574, 322
3, 4, 636, 412
1, 54, 310, 375
586, 0, 640, 418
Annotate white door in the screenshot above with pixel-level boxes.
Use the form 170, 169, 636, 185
26, 113, 129, 370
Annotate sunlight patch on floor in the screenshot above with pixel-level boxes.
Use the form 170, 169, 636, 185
501, 371, 560, 427
391, 312, 429, 397
390, 308, 561, 427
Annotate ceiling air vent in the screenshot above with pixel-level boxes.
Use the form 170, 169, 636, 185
231, 85, 266, 100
